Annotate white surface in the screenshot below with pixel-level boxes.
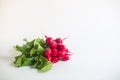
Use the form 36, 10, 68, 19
0, 0, 120, 80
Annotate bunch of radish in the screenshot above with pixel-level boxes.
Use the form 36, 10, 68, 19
44, 35, 71, 63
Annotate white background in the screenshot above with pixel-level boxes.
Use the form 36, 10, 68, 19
0, 0, 120, 80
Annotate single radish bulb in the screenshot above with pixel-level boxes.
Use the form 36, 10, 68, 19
55, 38, 63, 44
52, 57, 59, 63
44, 48, 52, 57
52, 48, 58, 56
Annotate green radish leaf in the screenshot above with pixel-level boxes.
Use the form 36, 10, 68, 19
30, 48, 37, 56
36, 56, 52, 72
15, 45, 25, 52
39, 38, 46, 47
13, 36, 53, 72
34, 38, 40, 47
40, 61, 52, 72
26, 41, 33, 49
22, 57, 34, 66
37, 45, 44, 55
14, 55, 23, 67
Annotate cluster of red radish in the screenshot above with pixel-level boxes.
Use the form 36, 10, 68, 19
44, 35, 71, 63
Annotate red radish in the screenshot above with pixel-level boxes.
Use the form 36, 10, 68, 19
57, 44, 66, 51
52, 57, 59, 63
49, 41, 57, 49
55, 38, 63, 44
62, 54, 70, 61
45, 35, 53, 44
55, 37, 68, 44
52, 49, 58, 56
57, 44, 70, 53
44, 48, 52, 57
47, 56, 52, 62
57, 51, 67, 59
46, 37, 53, 44
44, 35, 71, 63
64, 47, 69, 53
